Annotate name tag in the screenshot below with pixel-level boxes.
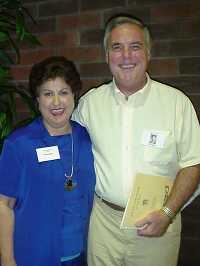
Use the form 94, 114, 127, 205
142, 130, 166, 148
36, 146, 60, 162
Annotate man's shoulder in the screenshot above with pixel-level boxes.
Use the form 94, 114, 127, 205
151, 79, 189, 99
80, 81, 113, 101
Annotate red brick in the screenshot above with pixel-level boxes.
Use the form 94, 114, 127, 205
15, 97, 30, 112
149, 22, 180, 40
104, 6, 150, 24
81, 0, 125, 11
28, 17, 56, 34
151, 3, 192, 22
38, 32, 77, 48
128, 0, 166, 4
59, 47, 102, 62
58, 12, 101, 31
158, 76, 200, 95
39, 0, 78, 17
10, 66, 31, 82
152, 39, 200, 58
24, 3, 37, 18
179, 57, 200, 75
80, 29, 104, 45
151, 41, 171, 58
24, 0, 41, 3
81, 78, 105, 94
80, 62, 111, 78
19, 49, 55, 65
180, 19, 200, 38
190, 2, 200, 17
149, 59, 178, 76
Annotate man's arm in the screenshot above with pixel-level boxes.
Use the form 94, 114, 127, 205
135, 164, 200, 237
0, 195, 17, 266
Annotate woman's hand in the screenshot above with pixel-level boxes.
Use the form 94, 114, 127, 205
1, 257, 17, 266
0, 195, 16, 266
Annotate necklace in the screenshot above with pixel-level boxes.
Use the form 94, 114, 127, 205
64, 133, 76, 191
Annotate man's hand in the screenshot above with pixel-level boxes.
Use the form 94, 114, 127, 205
135, 210, 171, 237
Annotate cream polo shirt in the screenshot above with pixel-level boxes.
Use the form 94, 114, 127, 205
72, 75, 200, 207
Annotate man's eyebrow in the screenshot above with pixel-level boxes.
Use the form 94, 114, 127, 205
130, 41, 143, 45
111, 42, 121, 45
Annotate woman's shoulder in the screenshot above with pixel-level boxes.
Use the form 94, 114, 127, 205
71, 120, 92, 144
6, 118, 41, 142
71, 120, 88, 136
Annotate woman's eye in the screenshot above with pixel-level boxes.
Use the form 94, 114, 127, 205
61, 90, 69, 95
43, 92, 52, 97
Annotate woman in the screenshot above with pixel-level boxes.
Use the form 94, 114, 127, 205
0, 56, 95, 266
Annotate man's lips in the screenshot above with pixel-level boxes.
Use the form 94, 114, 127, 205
119, 63, 136, 69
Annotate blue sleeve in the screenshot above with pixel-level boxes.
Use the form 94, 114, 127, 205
0, 139, 21, 198
80, 132, 96, 252
85, 138, 96, 214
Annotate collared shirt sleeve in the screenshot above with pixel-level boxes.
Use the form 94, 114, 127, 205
176, 96, 200, 169
72, 97, 88, 127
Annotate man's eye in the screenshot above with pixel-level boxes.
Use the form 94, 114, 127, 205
111, 44, 122, 51
130, 43, 142, 50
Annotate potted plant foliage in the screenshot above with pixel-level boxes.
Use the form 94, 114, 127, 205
0, 0, 40, 151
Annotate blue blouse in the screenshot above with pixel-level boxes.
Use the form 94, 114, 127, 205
0, 117, 95, 266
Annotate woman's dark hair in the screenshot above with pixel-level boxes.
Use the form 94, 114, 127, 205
29, 56, 82, 107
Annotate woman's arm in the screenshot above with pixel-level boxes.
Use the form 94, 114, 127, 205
0, 194, 17, 266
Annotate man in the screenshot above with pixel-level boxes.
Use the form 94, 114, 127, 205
72, 14, 200, 266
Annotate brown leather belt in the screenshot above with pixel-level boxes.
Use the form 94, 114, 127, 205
96, 194, 125, 211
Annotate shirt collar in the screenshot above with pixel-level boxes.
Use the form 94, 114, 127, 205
112, 73, 151, 107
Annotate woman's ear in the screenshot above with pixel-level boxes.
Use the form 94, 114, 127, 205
105, 51, 109, 64
35, 97, 40, 111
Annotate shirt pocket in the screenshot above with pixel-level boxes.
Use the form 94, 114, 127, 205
143, 131, 176, 165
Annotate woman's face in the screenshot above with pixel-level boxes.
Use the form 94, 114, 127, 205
37, 77, 74, 135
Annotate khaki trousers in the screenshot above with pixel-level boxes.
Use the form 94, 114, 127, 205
87, 196, 181, 266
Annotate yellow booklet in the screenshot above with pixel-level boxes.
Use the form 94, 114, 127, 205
120, 173, 173, 229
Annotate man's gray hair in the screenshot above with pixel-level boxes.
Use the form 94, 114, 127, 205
103, 15, 152, 55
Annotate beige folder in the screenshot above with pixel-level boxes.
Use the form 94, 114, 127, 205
120, 173, 173, 229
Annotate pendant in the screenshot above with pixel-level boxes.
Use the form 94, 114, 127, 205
64, 176, 76, 191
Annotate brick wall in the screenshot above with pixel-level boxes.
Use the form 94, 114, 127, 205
15, 0, 200, 264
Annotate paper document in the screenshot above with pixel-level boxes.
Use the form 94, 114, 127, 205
120, 173, 173, 229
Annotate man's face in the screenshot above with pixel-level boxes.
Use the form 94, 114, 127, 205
106, 23, 150, 95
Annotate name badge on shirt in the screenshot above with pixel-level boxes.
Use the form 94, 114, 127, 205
142, 130, 166, 148
36, 146, 60, 162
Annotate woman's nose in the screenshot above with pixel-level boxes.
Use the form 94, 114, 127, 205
52, 94, 60, 105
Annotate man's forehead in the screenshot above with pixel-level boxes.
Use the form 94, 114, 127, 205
109, 25, 144, 43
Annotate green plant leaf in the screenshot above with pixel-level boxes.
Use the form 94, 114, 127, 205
0, 49, 13, 64
0, 31, 9, 42
7, 33, 20, 62
16, 13, 26, 41
0, 0, 22, 10
23, 31, 42, 46
0, 0, 41, 149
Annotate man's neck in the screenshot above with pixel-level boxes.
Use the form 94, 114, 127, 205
115, 76, 148, 97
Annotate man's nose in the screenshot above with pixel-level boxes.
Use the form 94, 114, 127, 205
122, 46, 131, 58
